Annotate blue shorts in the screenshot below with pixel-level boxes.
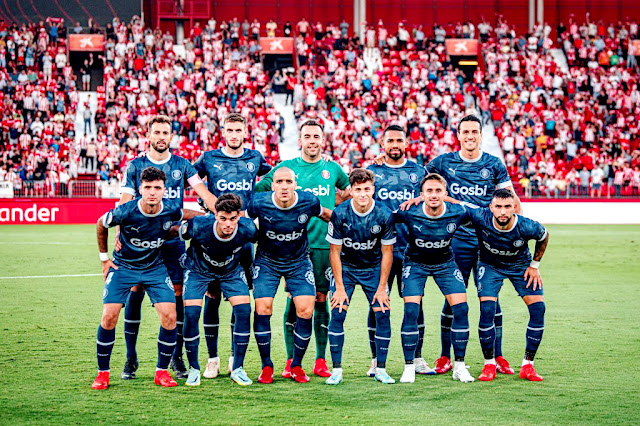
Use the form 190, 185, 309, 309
329, 264, 384, 308
451, 233, 479, 286
183, 265, 250, 301
102, 264, 175, 305
252, 255, 316, 299
476, 261, 544, 298
401, 259, 467, 298
161, 238, 186, 285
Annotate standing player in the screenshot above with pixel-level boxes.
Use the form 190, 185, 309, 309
367, 124, 431, 376
393, 174, 474, 383
424, 114, 521, 375
466, 189, 549, 381
255, 119, 350, 378
193, 113, 272, 378
248, 167, 332, 383
118, 115, 218, 381
325, 169, 396, 385
173, 194, 258, 386
92, 167, 202, 390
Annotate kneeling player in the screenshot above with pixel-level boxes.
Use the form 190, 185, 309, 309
91, 167, 201, 390
325, 169, 396, 385
173, 194, 258, 386
247, 167, 332, 383
467, 189, 549, 381
394, 174, 474, 383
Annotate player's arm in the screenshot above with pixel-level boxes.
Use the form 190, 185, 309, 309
335, 188, 351, 205
504, 185, 522, 214
319, 207, 332, 222
192, 182, 218, 213
169, 219, 192, 240
254, 167, 276, 192
96, 214, 118, 279
334, 166, 352, 205
373, 244, 393, 312
181, 208, 205, 221
115, 164, 137, 250
328, 243, 348, 312
525, 229, 549, 291
495, 160, 522, 214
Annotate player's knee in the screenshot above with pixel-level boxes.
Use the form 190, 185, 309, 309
527, 301, 545, 323
479, 300, 497, 326
233, 302, 252, 319
296, 305, 314, 319
330, 308, 347, 325
255, 303, 272, 316
403, 302, 420, 324
451, 301, 469, 318
101, 313, 118, 329
159, 309, 177, 328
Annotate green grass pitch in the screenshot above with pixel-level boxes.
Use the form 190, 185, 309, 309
0, 224, 639, 424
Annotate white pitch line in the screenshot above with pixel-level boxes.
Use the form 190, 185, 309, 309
0, 273, 102, 280
0, 242, 94, 245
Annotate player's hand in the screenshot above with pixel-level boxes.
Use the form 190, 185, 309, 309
101, 259, 118, 280
399, 196, 422, 211
114, 231, 122, 251
524, 267, 543, 290
373, 289, 391, 312
330, 288, 349, 313
372, 153, 386, 165
321, 153, 332, 162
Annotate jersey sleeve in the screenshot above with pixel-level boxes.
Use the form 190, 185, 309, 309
257, 153, 272, 176
310, 194, 323, 217
523, 217, 547, 241
193, 153, 207, 178
381, 211, 396, 245
254, 166, 277, 192
183, 160, 203, 188
102, 204, 127, 228
179, 219, 194, 241
392, 208, 406, 224
465, 205, 487, 228
424, 155, 443, 175
245, 197, 258, 219
244, 219, 259, 242
325, 210, 343, 245
171, 207, 184, 222
334, 162, 350, 190
119, 162, 137, 195
494, 159, 512, 189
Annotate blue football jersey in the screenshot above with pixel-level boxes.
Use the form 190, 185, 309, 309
367, 160, 425, 256
467, 208, 547, 269
394, 201, 472, 265
194, 148, 272, 208
120, 153, 201, 204
246, 191, 323, 263
326, 200, 396, 269
180, 216, 258, 276
103, 199, 183, 269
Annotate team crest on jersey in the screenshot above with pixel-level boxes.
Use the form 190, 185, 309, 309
252, 266, 260, 280
163, 221, 172, 230
513, 239, 524, 247
322, 170, 330, 179
409, 173, 418, 183
172, 170, 182, 180
447, 222, 457, 233
298, 214, 309, 224
246, 162, 255, 172
402, 265, 411, 279
480, 168, 490, 179
371, 225, 381, 234
305, 270, 315, 285
327, 222, 334, 236
453, 269, 465, 283
165, 277, 174, 290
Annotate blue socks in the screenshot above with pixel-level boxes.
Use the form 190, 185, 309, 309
478, 300, 497, 360
416, 304, 425, 358
401, 302, 420, 363
440, 300, 453, 358
374, 311, 391, 368
494, 300, 503, 357
328, 308, 347, 368
232, 304, 251, 370
124, 289, 144, 360
157, 326, 177, 369
450, 302, 470, 362
525, 302, 545, 361
230, 311, 236, 357
291, 316, 313, 368
203, 295, 220, 358
96, 325, 116, 371
174, 294, 184, 360
183, 305, 201, 370
367, 309, 377, 358
253, 313, 273, 368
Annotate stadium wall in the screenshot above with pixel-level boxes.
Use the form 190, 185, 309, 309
0, 199, 638, 225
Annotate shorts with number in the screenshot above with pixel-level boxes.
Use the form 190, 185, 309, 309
183, 265, 249, 301
451, 233, 479, 286
102, 264, 175, 305
329, 265, 383, 308
310, 248, 331, 293
161, 238, 186, 285
253, 255, 316, 299
475, 261, 544, 298
401, 259, 467, 297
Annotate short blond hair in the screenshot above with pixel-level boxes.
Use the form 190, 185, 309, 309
148, 114, 172, 132
224, 113, 246, 126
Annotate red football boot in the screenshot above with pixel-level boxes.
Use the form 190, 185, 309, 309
478, 363, 497, 381
313, 358, 331, 377
433, 356, 452, 374
281, 358, 293, 378
290, 366, 310, 383
496, 356, 515, 374
258, 366, 274, 384
154, 369, 178, 387
91, 371, 110, 390
519, 364, 543, 381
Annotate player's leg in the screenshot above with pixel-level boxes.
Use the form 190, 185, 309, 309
398, 261, 427, 383
310, 248, 331, 377
281, 293, 296, 377
252, 259, 280, 383
475, 263, 505, 382
512, 273, 546, 381
164, 241, 187, 379
237, 242, 254, 369
181, 269, 209, 386
122, 285, 145, 379
326, 274, 356, 385
224, 267, 253, 386
202, 288, 221, 378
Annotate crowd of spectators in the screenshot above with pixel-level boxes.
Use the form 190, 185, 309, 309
1, 14, 639, 198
